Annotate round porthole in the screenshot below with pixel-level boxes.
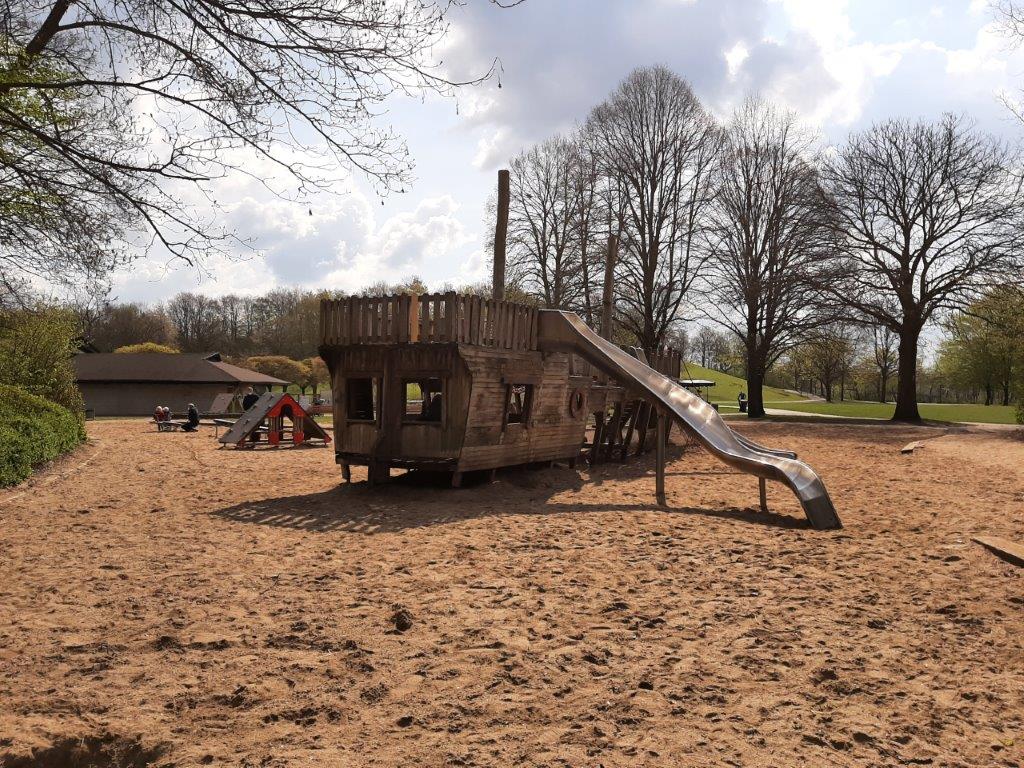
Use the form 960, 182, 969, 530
568, 388, 586, 418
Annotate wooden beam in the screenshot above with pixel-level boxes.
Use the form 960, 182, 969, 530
493, 169, 510, 301
655, 411, 667, 506
759, 478, 768, 513
973, 536, 1024, 567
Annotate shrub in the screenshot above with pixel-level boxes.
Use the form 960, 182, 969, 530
0, 306, 83, 412
0, 384, 85, 487
114, 342, 179, 354
244, 355, 309, 385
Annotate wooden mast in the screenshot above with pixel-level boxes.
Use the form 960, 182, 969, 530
493, 169, 510, 301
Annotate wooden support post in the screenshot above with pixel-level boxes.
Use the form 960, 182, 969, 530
340, 461, 351, 482
605, 401, 624, 462
620, 401, 640, 461
634, 401, 652, 456
493, 169, 510, 301
451, 471, 464, 489
655, 411, 667, 506
368, 462, 389, 486
759, 478, 768, 513
591, 411, 606, 465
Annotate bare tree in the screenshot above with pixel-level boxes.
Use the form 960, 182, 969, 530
165, 292, 221, 352
821, 114, 1024, 420
567, 138, 604, 324
701, 98, 835, 418
506, 136, 586, 310
692, 325, 727, 369
585, 66, 719, 352
870, 324, 897, 402
0, 0, 509, 297
803, 324, 859, 402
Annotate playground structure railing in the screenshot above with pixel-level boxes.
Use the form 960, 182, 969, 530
320, 293, 539, 351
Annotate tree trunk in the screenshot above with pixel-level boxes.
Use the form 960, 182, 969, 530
1002, 380, 1011, 407
984, 382, 993, 406
878, 372, 888, 403
893, 329, 921, 421
747, 367, 766, 418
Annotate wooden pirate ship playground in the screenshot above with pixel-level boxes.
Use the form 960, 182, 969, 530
318, 292, 842, 529
316, 171, 842, 530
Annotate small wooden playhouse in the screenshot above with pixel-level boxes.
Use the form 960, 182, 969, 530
319, 292, 680, 484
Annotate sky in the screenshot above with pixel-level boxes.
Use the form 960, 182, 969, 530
108, 0, 1024, 305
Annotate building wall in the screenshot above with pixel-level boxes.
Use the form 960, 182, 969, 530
79, 383, 237, 416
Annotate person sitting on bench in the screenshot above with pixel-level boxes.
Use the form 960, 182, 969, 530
181, 403, 200, 432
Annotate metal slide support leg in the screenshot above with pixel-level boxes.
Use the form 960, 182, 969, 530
759, 478, 768, 513
655, 411, 667, 507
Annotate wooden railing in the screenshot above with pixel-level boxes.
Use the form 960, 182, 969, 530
648, 346, 682, 379
320, 292, 539, 351
570, 345, 683, 380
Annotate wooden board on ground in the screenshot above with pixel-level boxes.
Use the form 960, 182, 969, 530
972, 536, 1024, 567
901, 441, 925, 454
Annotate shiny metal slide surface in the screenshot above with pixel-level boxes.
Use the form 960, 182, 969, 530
539, 311, 841, 530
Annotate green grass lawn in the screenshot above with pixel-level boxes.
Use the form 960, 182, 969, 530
679, 363, 808, 408
773, 400, 1019, 424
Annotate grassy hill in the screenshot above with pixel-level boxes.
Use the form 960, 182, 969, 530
678, 363, 808, 409
776, 400, 1018, 424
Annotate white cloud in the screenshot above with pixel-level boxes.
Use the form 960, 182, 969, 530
99, 0, 1024, 306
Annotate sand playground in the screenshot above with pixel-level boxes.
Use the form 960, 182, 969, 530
0, 419, 1022, 767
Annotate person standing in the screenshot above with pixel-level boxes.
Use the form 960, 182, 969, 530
242, 386, 260, 411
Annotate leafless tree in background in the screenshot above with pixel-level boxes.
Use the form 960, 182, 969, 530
585, 66, 719, 352
821, 114, 1024, 421
701, 99, 835, 418
870, 324, 897, 402
567, 138, 604, 324
506, 136, 588, 310
802, 323, 860, 403
692, 325, 733, 372
0, 0, 509, 298
994, 1, 1024, 122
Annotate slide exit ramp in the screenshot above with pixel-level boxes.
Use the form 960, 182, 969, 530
539, 311, 842, 530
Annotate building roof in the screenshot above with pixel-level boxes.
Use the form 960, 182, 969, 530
73, 353, 290, 385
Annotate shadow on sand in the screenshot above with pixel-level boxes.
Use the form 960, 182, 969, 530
211, 452, 810, 534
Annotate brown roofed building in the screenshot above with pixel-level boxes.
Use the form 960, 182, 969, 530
73, 353, 289, 416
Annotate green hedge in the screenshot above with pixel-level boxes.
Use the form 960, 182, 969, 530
0, 384, 85, 488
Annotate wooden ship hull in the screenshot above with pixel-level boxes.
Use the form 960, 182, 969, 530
318, 293, 680, 484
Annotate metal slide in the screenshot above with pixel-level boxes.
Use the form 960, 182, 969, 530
538, 311, 842, 530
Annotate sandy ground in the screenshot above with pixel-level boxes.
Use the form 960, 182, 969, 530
1, 419, 1022, 767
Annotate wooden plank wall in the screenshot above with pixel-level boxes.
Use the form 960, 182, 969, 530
457, 347, 588, 472
326, 345, 471, 461
321, 293, 538, 351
